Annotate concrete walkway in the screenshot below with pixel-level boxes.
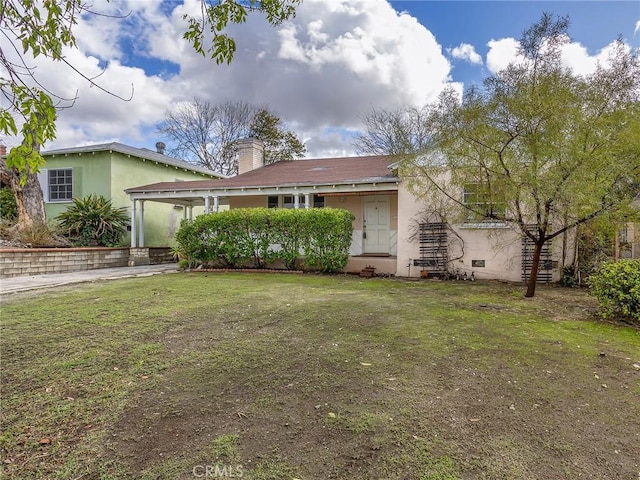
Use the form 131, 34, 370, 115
0, 264, 179, 295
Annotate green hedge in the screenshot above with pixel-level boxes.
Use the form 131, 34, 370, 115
174, 208, 354, 273
587, 259, 640, 324
0, 187, 17, 223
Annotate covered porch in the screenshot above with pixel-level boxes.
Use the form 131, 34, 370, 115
126, 184, 399, 274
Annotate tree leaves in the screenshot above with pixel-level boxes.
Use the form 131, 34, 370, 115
182, 0, 300, 64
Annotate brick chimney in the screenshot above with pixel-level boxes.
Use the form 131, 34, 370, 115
237, 138, 264, 175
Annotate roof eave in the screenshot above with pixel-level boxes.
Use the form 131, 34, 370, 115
43, 143, 223, 178
126, 179, 400, 200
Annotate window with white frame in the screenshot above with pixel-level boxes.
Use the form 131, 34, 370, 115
48, 168, 73, 202
283, 195, 298, 209
462, 184, 505, 222
266, 194, 324, 209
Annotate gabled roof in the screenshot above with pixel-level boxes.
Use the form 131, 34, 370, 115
126, 155, 398, 193
43, 142, 224, 178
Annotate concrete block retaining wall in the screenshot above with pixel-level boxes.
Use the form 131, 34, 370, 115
0, 247, 173, 278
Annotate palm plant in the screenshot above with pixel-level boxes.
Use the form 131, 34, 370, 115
56, 194, 129, 246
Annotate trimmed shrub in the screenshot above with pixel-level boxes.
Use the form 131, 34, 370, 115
174, 207, 354, 273
301, 209, 354, 273
56, 194, 129, 247
587, 259, 640, 324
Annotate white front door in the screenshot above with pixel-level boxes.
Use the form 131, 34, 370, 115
363, 196, 390, 253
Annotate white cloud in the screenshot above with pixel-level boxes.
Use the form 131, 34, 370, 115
484, 35, 632, 81
4, 1, 636, 161
635, 20, 640, 35
485, 38, 520, 73
18, 0, 457, 158
448, 43, 482, 65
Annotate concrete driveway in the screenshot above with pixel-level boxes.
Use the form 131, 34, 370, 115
0, 264, 179, 295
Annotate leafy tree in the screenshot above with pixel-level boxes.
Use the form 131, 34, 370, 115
0, 0, 301, 230
360, 14, 640, 297
158, 99, 305, 175
56, 194, 129, 246
183, 0, 301, 65
0, 0, 130, 232
249, 108, 306, 166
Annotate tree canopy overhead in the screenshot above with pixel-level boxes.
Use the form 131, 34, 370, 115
359, 13, 640, 297
0, 0, 302, 230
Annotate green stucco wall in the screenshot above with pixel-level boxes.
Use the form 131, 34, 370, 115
43, 150, 214, 247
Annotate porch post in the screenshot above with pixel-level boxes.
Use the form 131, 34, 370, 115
294, 194, 300, 209
304, 193, 310, 209
138, 200, 145, 248
183, 205, 187, 220
189, 205, 194, 221
213, 196, 219, 212
130, 199, 137, 248
204, 196, 211, 214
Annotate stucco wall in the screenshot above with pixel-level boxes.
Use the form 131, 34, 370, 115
326, 194, 398, 257
396, 184, 566, 281
42, 150, 215, 247
42, 153, 112, 220
229, 196, 266, 208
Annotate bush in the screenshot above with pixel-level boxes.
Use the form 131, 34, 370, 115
56, 194, 129, 247
587, 259, 640, 324
174, 208, 354, 273
302, 209, 354, 273
0, 187, 17, 223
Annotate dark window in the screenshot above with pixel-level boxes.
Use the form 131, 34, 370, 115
267, 195, 279, 208
268, 194, 319, 208
48, 169, 73, 201
283, 195, 295, 209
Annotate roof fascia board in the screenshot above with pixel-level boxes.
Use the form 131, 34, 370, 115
44, 143, 222, 178
127, 181, 399, 201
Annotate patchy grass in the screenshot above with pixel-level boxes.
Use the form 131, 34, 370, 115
1, 273, 639, 479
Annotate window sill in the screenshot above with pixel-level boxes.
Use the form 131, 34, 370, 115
461, 222, 510, 229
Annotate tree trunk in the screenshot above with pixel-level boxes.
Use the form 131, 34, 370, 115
525, 240, 543, 298
0, 159, 46, 231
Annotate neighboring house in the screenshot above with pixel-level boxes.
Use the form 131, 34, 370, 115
40, 142, 223, 247
124, 138, 568, 281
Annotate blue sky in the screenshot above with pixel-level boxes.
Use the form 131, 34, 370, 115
9, 0, 639, 160
392, 1, 640, 86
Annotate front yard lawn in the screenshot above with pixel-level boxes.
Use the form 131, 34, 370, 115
1, 273, 639, 479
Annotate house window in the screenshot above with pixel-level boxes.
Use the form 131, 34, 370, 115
267, 195, 279, 208
48, 169, 73, 202
283, 195, 297, 209
463, 184, 505, 222
267, 194, 323, 209
618, 224, 629, 244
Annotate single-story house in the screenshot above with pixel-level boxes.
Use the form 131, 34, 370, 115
40, 142, 223, 246
125, 138, 577, 281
